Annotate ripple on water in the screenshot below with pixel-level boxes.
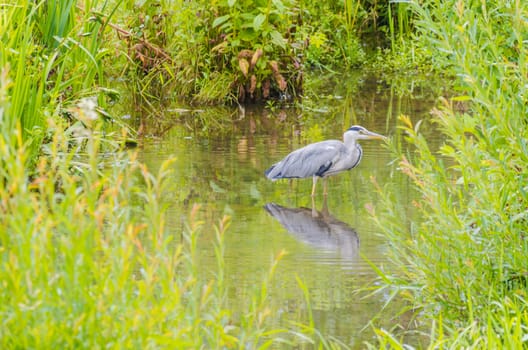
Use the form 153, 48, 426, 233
136, 75, 441, 348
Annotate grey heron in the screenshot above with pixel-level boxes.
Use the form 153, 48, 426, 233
265, 125, 386, 196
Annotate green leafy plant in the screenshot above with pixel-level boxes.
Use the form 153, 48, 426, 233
368, 0, 528, 347
207, 0, 303, 102
0, 0, 121, 160
0, 73, 329, 348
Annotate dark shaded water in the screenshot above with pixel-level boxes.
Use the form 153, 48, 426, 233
135, 73, 443, 348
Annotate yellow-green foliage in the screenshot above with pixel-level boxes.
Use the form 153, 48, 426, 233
0, 0, 119, 157
0, 76, 318, 349
370, 0, 528, 347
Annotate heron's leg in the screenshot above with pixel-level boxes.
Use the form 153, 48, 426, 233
311, 176, 318, 197
322, 177, 328, 196
311, 195, 317, 217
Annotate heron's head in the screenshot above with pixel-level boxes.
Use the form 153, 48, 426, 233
345, 125, 387, 141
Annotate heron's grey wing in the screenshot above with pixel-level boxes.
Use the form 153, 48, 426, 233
267, 141, 345, 179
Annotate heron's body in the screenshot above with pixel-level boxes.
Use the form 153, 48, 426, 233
265, 125, 386, 196
265, 139, 362, 179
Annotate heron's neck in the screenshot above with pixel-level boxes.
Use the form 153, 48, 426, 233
343, 134, 359, 149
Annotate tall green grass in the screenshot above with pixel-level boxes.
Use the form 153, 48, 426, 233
35, 0, 76, 48
0, 70, 327, 348
0, 0, 119, 159
387, 0, 413, 50
369, 0, 528, 347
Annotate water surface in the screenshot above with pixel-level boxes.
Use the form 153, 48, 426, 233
136, 73, 442, 347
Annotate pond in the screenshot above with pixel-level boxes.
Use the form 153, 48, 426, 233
134, 72, 443, 348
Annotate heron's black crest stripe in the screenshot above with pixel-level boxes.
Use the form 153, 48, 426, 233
347, 126, 363, 132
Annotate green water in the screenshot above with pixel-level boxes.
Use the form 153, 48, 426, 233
136, 74, 441, 347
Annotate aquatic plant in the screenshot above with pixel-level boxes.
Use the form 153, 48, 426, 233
0, 71, 335, 348
369, 0, 528, 347
115, 0, 415, 105
299, 1, 366, 69
0, 0, 121, 159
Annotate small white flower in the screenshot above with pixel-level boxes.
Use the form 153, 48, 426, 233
77, 97, 98, 121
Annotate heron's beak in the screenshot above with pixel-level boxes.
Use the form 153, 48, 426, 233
365, 131, 387, 140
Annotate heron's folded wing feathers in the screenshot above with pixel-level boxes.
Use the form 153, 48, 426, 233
268, 141, 344, 179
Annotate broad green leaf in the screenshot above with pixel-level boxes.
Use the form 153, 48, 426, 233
210, 180, 226, 193
253, 14, 266, 31
240, 13, 255, 21
228, 0, 236, 7
269, 30, 285, 49
212, 14, 230, 28
240, 28, 257, 42
272, 0, 285, 12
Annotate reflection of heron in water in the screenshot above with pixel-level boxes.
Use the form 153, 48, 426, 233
264, 197, 359, 260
